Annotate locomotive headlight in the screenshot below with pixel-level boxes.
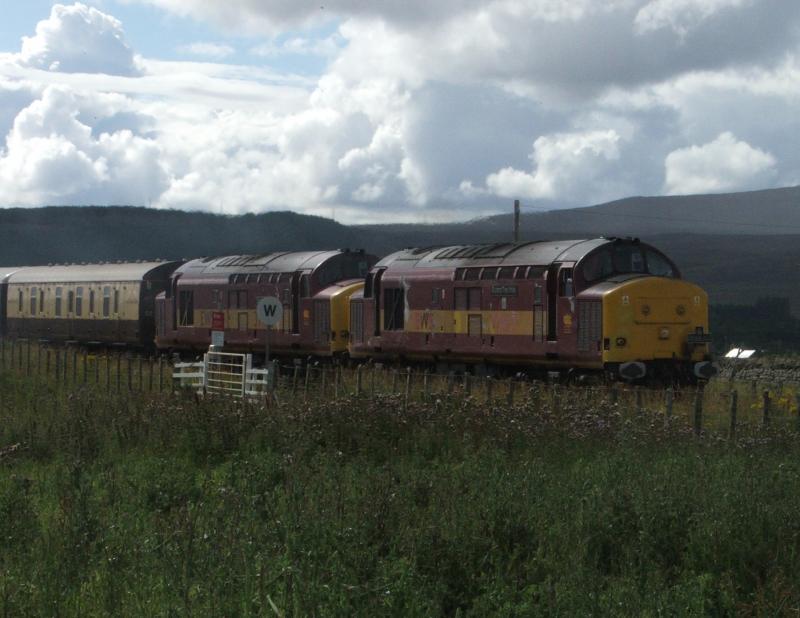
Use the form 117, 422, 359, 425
659, 327, 670, 340
615, 337, 627, 347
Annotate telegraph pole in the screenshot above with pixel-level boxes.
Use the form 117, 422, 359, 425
513, 199, 520, 242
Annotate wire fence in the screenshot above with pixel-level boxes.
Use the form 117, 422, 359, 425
1, 337, 798, 437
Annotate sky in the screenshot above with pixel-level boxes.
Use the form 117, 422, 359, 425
0, 1, 798, 224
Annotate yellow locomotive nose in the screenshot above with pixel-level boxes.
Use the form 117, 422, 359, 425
602, 277, 711, 375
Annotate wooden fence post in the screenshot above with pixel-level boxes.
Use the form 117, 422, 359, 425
391, 369, 398, 394
610, 384, 618, 405
507, 379, 515, 406
404, 367, 412, 404
292, 365, 300, 395
321, 366, 327, 395
448, 371, 455, 394
127, 356, 132, 392
159, 356, 164, 393
635, 386, 644, 415
422, 369, 429, 403
26, 339, 31, 376
729, 390, 738, 439
116, 354, 121, 392
762, 390, 770, 427
693, 388, 703, 436
355, 365, 363, 397
665, 386, 674, 421
54, 348, 61, 383
486, 376, 494, 404
72, 348, 78, 384
94, 353, 100, 384
304, 364, 311, 399
464, 373, 472, 398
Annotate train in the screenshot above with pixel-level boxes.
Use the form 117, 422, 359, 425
0, 238, 716, 381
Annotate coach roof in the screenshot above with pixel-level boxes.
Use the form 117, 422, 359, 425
7, 261, 181, 284
374, 239, 611, 271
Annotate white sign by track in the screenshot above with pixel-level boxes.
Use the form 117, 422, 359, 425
256, 296, 283, 327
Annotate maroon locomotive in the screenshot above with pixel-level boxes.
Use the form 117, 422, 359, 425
155, 249, 376, 356
348, 238, 714, 380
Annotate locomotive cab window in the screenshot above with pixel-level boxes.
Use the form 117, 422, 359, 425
559, 269, 574, 297
645, 250, 675, 278
179, 290, 194, 326
383, 288, 405, 330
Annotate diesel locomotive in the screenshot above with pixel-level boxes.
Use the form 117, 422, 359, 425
348, 237, 715, 380
0, 238, 715, 380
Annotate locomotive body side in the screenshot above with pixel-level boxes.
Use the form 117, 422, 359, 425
348, 238, 714, 379
156, 250, 375, 357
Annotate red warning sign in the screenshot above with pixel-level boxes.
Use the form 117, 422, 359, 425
211, 311, 225, 330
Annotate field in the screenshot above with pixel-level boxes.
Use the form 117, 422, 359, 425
3, 353, 800, 615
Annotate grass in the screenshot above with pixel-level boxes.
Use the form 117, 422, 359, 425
2, 364, 800, 615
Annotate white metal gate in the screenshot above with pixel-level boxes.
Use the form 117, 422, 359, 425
172, 350, 275, 397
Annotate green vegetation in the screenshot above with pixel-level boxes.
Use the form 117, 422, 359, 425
2, 369, 800, 616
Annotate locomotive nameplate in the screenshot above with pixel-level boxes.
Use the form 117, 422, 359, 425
491, 285, 517, 296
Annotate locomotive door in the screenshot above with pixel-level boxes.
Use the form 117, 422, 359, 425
546, 264, 576, 345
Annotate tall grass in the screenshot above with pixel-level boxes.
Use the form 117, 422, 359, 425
2, 369, 800, 615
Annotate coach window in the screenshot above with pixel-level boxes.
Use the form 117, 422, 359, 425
383, 288, 405, 330
75, 287, 83, 316
55, 287, 63, 317
179, 290, 194, 326
113, 289, 120, 314
103, 287, 111, 317
40, 289, 45, 314
68, 290, 75, 314
30, 287, 37, 315
18, 289, 23, 313
89, 290, 96, 314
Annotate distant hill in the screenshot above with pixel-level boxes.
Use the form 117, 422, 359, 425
357, 185, 800, 245
1, 187, 800, 314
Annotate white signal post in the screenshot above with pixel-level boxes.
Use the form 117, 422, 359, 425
256, 296, 283, 366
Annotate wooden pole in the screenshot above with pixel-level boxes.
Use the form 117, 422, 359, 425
292, 365, 300, 395
148, 357, 154, 392
356, 365, 363, 397
635, 387, 644, 415
507, 379, 515, 406
693, 388, 703, 436
404, 367, 412, 402
665, 386, 673, 418
159, 356, 164, 393
26, 339, 31, 376
304, 364, 311, 399
72, 348, 77, 384
464, 373, 471, 397
127, 356, 132, 392
486, 376, 493, 403
116, 354, 121, 392
729, 390, 738, 439
422, 369, 429, 403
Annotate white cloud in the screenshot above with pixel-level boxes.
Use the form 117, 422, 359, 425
178, 42, 235, 59
250, 35, 344, 58
483, 130, 622, 200
0, 87, 168, 205
18, 3, 140, 76
663, 132, 777, 195
635, 0, 752, 36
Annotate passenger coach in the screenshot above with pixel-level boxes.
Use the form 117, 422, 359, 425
4, 262, 182, 346
156, 249, 376, 357
348, 238, 714, 380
